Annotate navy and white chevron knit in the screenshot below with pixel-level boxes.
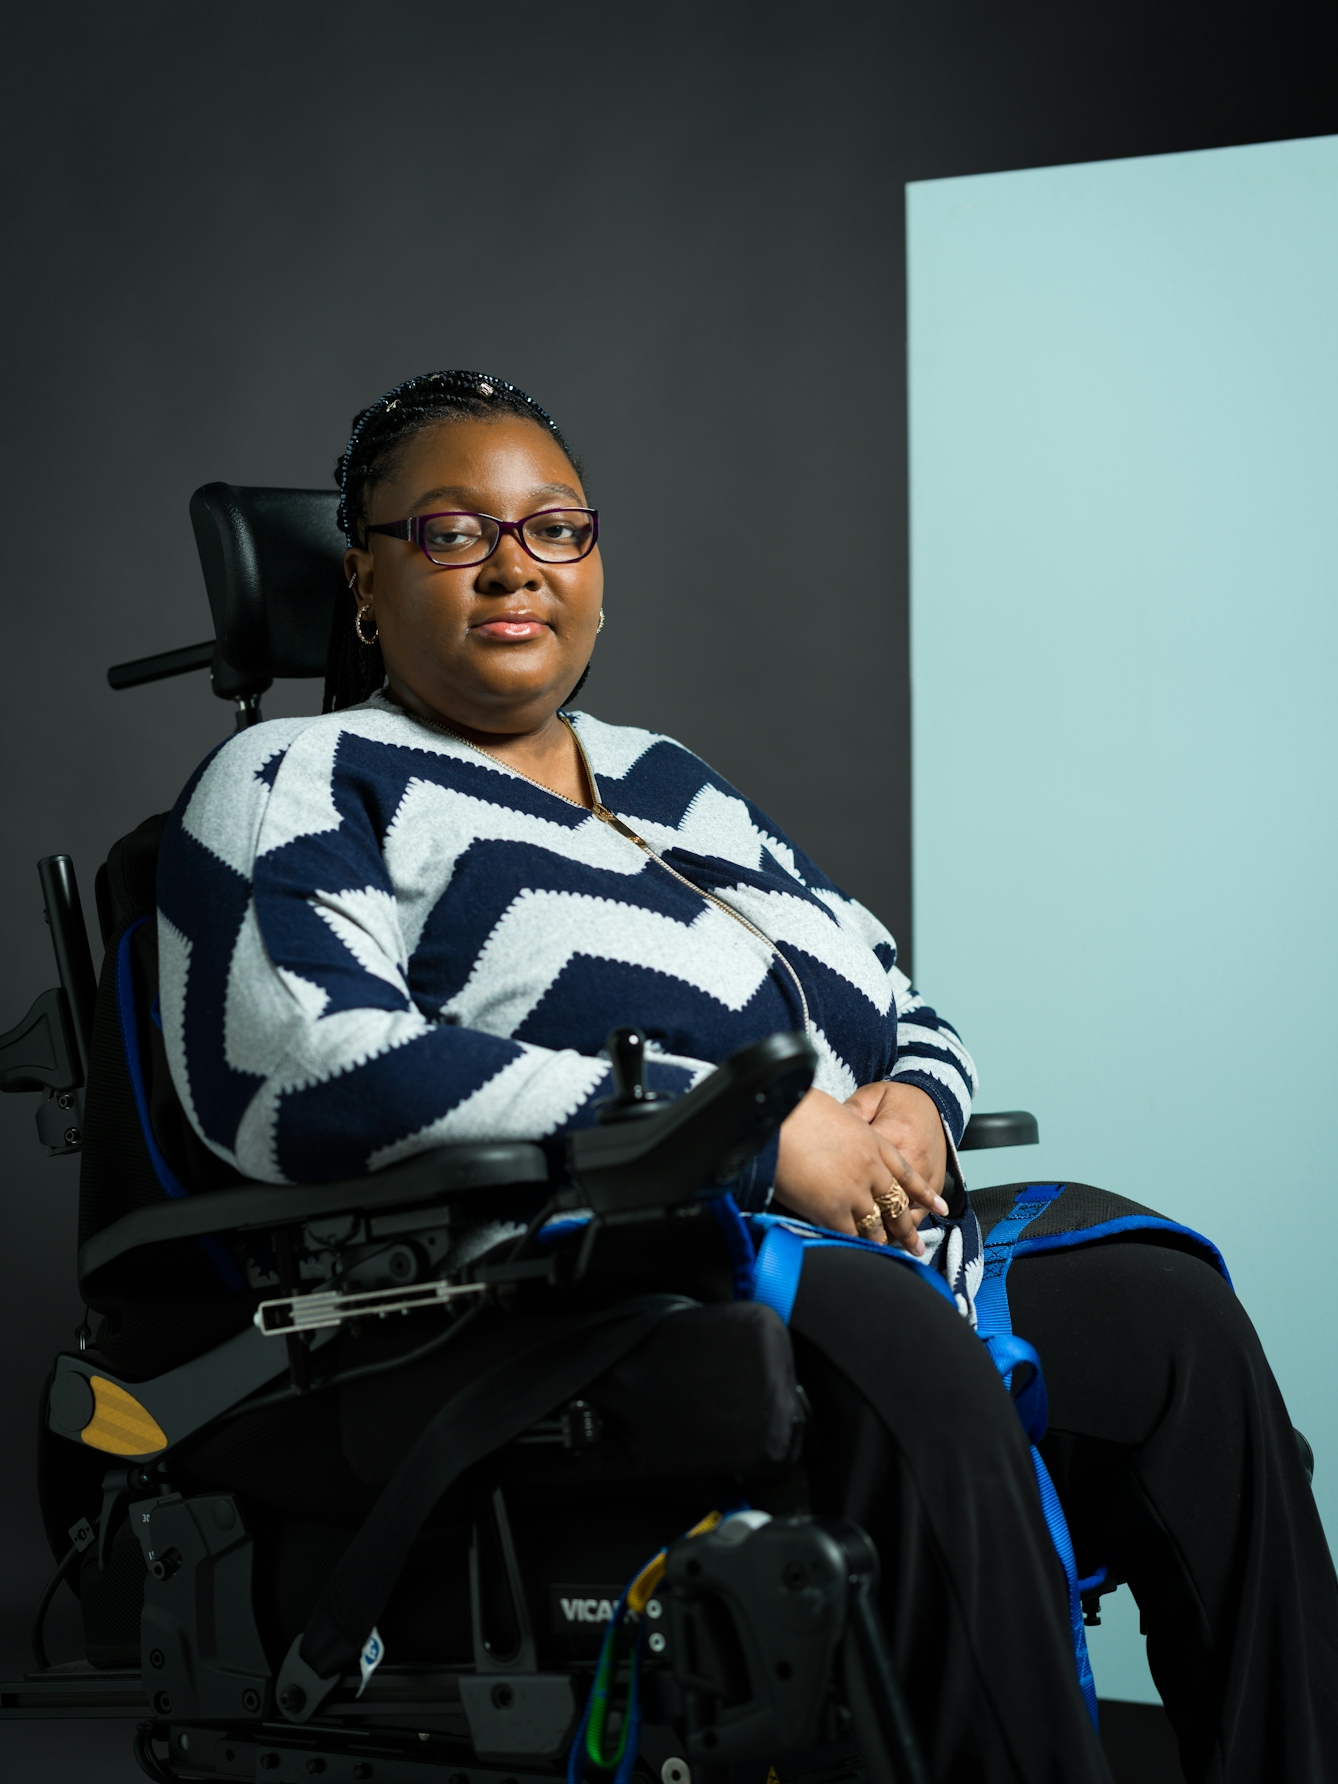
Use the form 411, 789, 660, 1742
157, 695, 980, 1303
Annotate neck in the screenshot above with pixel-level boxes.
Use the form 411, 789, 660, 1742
383, 684, 592, 808
384, 674, 564, 745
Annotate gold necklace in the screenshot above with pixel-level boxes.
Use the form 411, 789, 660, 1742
410, 706, 812, 1036
407, 708, 597, 810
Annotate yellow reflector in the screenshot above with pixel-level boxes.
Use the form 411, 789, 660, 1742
80, 1376, 167, 1457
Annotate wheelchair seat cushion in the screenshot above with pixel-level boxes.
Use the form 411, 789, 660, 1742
968, 1180, 1229, 1279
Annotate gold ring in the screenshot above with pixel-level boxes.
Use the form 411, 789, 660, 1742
857, 1211, 884, 1235
876, 1185, 911, 1221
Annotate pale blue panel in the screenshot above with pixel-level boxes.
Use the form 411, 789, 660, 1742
909, 135, 1338, 1705
1082, 1585, 1154, 1706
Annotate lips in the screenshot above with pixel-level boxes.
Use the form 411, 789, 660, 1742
472, 614, 550, 640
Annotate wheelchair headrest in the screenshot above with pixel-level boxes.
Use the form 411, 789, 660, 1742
189, 484, 345, 700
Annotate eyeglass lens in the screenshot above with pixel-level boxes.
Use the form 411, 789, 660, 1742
419, 510, 595, 566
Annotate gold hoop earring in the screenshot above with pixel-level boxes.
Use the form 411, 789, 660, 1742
354, 606, 379, 647
597, 611, 605, 634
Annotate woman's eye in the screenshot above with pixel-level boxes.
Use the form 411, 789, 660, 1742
525, 514, 590, 549
423, 520, 483, 552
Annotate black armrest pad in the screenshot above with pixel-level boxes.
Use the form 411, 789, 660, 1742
959, 1111, 1039, 1151
78, 1141, 549, 1290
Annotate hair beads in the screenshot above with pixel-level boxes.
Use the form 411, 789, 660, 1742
334, 369, 579, 546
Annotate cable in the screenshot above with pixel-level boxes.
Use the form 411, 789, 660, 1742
133, 1721, 175, 1782
31, 1540, 83, 1672
304, 1192, 559, 1392
201, 1304, 485, 1430
313, 1295, 491, 1392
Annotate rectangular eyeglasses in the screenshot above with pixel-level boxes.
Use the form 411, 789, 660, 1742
365, 508, 599, 568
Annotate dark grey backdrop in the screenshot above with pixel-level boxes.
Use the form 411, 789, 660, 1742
1, 0, 1332, 1757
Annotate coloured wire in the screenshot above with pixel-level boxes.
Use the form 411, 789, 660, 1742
570, 1510, 726, 1780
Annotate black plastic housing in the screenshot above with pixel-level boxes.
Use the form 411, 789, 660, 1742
189, 483, 346, 700
568, 1031, 817, 1213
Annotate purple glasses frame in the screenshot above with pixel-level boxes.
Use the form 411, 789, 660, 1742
364, 507, 600, 568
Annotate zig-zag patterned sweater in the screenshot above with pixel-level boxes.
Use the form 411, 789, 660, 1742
157, 696, 979, 1295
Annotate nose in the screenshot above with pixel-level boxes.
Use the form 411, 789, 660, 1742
476, 523, 539, 592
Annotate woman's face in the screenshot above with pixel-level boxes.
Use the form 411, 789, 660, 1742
345, 416, 604, 736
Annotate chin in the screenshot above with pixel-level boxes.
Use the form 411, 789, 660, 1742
474, 669, 577, 710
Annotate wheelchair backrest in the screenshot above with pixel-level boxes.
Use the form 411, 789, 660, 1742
81, 814, 253, 1376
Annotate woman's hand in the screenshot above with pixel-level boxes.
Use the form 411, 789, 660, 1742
845, 1080, 949, 1202
774, 1088, 949, 1256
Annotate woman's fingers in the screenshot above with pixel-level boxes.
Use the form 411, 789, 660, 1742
873, 1134, 949, 1218
868, 1173, 924, 1255
852, 1140, 941, 1254
864, 1137, 941, 1256
882, 1205, 924, 1256
853, 1205, 890, 1245
853, 1134, 945, 1254
848, 1081, 950, 1197
773, 1088, 944, 1255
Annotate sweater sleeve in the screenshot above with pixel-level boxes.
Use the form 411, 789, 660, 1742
729, 787, 979, 1146
156, 725, 713, 1186
884, 964, 979, 1146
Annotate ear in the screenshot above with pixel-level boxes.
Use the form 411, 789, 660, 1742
344, 546, 374, 601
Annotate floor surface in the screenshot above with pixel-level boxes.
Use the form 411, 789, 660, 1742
0, 1702, 1185, 1783
0, 1717, 144, 1780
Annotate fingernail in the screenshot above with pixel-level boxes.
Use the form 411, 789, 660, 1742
933, 1196, 949, 1216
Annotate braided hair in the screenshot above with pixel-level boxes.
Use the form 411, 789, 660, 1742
323, 370, 585, 712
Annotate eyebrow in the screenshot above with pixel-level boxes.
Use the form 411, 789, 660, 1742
408, 481, 584, 511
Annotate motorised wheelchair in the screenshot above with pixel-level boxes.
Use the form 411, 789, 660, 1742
0, 483, 1046, 1784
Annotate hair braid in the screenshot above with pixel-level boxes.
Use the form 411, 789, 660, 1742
323, 370, 584, 713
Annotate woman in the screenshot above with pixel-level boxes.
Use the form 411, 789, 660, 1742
158, 371, 1337, 1783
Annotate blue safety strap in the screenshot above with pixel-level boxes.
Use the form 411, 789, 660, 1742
975, 1184, 1098, 1728
747, 1191, 1099, 1728
749, 1221, 807, 1322
707, 1194, 757, 1300
1031, 1443, 1099, 1723
747, 1213, 961, 1323
979, 1330, 1049, 1444
974, 1182, 1065, 1338
116, 919, 246, 1292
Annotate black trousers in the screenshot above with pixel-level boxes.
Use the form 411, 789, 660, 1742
792, 1240, 1338, 1784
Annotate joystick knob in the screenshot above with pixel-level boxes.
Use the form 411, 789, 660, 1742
598, 1027, 670, 1124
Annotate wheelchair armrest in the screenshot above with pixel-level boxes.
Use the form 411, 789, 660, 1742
0, 987, 81, 1095
78, 1029, 815, 1286
76, 1141, 549, 1291
959, 1111, 1039, 1150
